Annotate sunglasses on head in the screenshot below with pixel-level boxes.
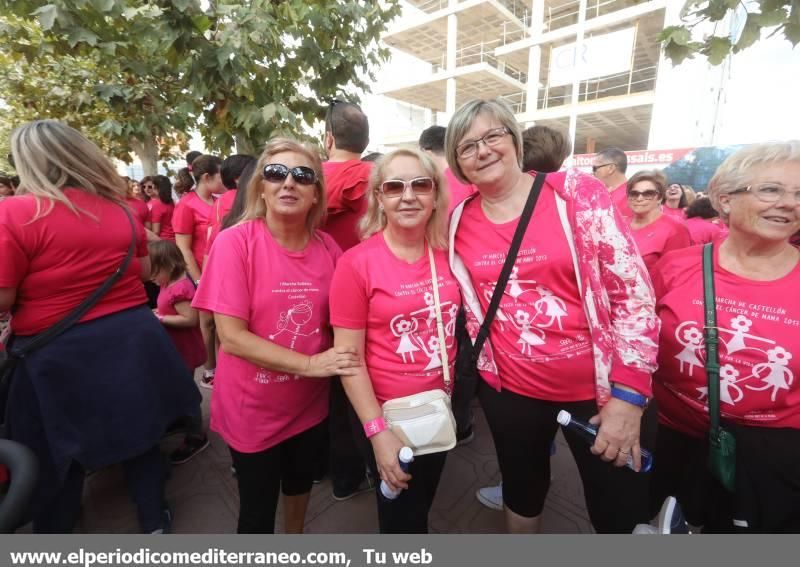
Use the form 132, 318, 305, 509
262, 163, 317, 185
380, 177, 435, 198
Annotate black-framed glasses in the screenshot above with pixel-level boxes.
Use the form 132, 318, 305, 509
592, 163, 614, 173
730, 183, 800, 204
262, 164, 317, 185
380, 177, 435, 198
456, 127, 509, 159
627, 189, 660, 201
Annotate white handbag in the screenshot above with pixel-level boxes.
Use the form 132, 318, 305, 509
381, 245, 457, 456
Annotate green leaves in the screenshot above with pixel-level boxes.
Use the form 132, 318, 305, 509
1, 0, 401, 163
658, 25, 703, 65
32, 4, 58, 30
663, 0, 798, 65
703, 36, 732, 64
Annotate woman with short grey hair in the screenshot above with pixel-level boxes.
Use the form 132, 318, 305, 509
650, 141, 800, 532
446, 98, 658, 534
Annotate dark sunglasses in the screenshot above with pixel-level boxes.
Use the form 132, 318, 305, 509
592, 163, 614, 173
262, 163, 317, 185
627, 189, 660, 200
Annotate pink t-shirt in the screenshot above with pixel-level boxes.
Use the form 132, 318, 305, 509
192, 220, 342, 452
206, 189, 237, 253
444, 168, 475, 214
661, 205, 686, 221
157, 276, 206, 370
631, 213, 693, 273
685, 217, 726, 245
454, 183, 596, 402
172, 191, 213, 269
652, 245, 800, 437
610, 183, 632, 217
148, 199, 175, 241
329, 233, 461, 404
0, 189, 148, 335
125, 197, 150, 226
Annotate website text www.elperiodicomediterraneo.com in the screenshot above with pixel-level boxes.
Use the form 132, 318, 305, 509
7, 546, 436, 567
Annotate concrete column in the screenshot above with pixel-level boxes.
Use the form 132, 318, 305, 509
525, 1, 546, 116
445, 11, 458, 116
567, 0, 588, 163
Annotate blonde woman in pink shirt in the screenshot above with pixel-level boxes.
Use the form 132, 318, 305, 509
330, 149, 459, 533
192, 139, 360, 534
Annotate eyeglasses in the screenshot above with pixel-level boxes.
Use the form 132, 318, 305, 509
456, 127, 509, 159
592, 163, 614, 173
142, 184, 155, 190
730, 183, 800, 204
262, 164, 317, 185
627, 189, 660, 201
379, 177, 435, 198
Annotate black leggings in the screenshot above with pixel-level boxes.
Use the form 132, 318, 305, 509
351, 410, 448, 533
651, 423, 800, 533
478, 382, 654, 533
229, 421, 326, 534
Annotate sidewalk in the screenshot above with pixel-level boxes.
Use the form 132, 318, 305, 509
73, 387, 593, 534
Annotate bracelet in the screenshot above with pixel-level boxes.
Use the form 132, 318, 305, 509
363, 417, 387, 438
610, 386, 648, 408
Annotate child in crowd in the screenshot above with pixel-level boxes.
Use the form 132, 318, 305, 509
149, 240, 210, 464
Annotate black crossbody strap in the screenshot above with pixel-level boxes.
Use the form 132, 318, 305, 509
14, 202, 138, 358
472, 172, 546, 359
702, 243, 722, 437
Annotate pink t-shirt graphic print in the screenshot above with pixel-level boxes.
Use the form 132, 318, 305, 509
653, 245, 800, 437
192, 220, 342, 452
330, 233, 461, 404
454, 185, 596, 401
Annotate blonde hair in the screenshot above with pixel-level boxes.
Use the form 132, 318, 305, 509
359, 148, 449, 249
238, 138, 327, 231
11, 120, 127, 220
708, 141, 800, 220
444, 98, 523, 184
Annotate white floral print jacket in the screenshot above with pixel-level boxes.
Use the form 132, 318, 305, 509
449, 169, 659, 404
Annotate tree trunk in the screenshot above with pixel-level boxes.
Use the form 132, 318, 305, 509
131, 135, 159, 176
234, 133, 256, 156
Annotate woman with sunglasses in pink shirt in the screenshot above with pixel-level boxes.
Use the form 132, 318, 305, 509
628, 170, 692, 274
192, 139, 360, 534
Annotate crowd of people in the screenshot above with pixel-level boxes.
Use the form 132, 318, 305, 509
0, 96, 797, 535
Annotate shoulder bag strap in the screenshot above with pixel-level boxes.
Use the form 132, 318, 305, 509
14, 202, 138, 358
472, 172, 547, 359
702, 243, 722, 438
428, 244, 450, 385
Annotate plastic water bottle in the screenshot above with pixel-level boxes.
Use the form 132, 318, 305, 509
556, 410, 653, 473
379, 446, 414, 500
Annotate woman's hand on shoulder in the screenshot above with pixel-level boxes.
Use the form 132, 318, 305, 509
306, 346, 361, 377
371, 429, 411, 492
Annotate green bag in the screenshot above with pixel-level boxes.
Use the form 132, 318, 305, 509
702, 243, 736, 492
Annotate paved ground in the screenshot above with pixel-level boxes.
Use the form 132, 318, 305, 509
61, 381, 593, 534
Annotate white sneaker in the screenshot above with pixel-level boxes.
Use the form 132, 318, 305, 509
476, 482, 503, 511
199, 370, 215, 390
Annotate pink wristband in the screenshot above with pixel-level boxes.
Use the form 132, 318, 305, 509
363, 417, 387, 438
